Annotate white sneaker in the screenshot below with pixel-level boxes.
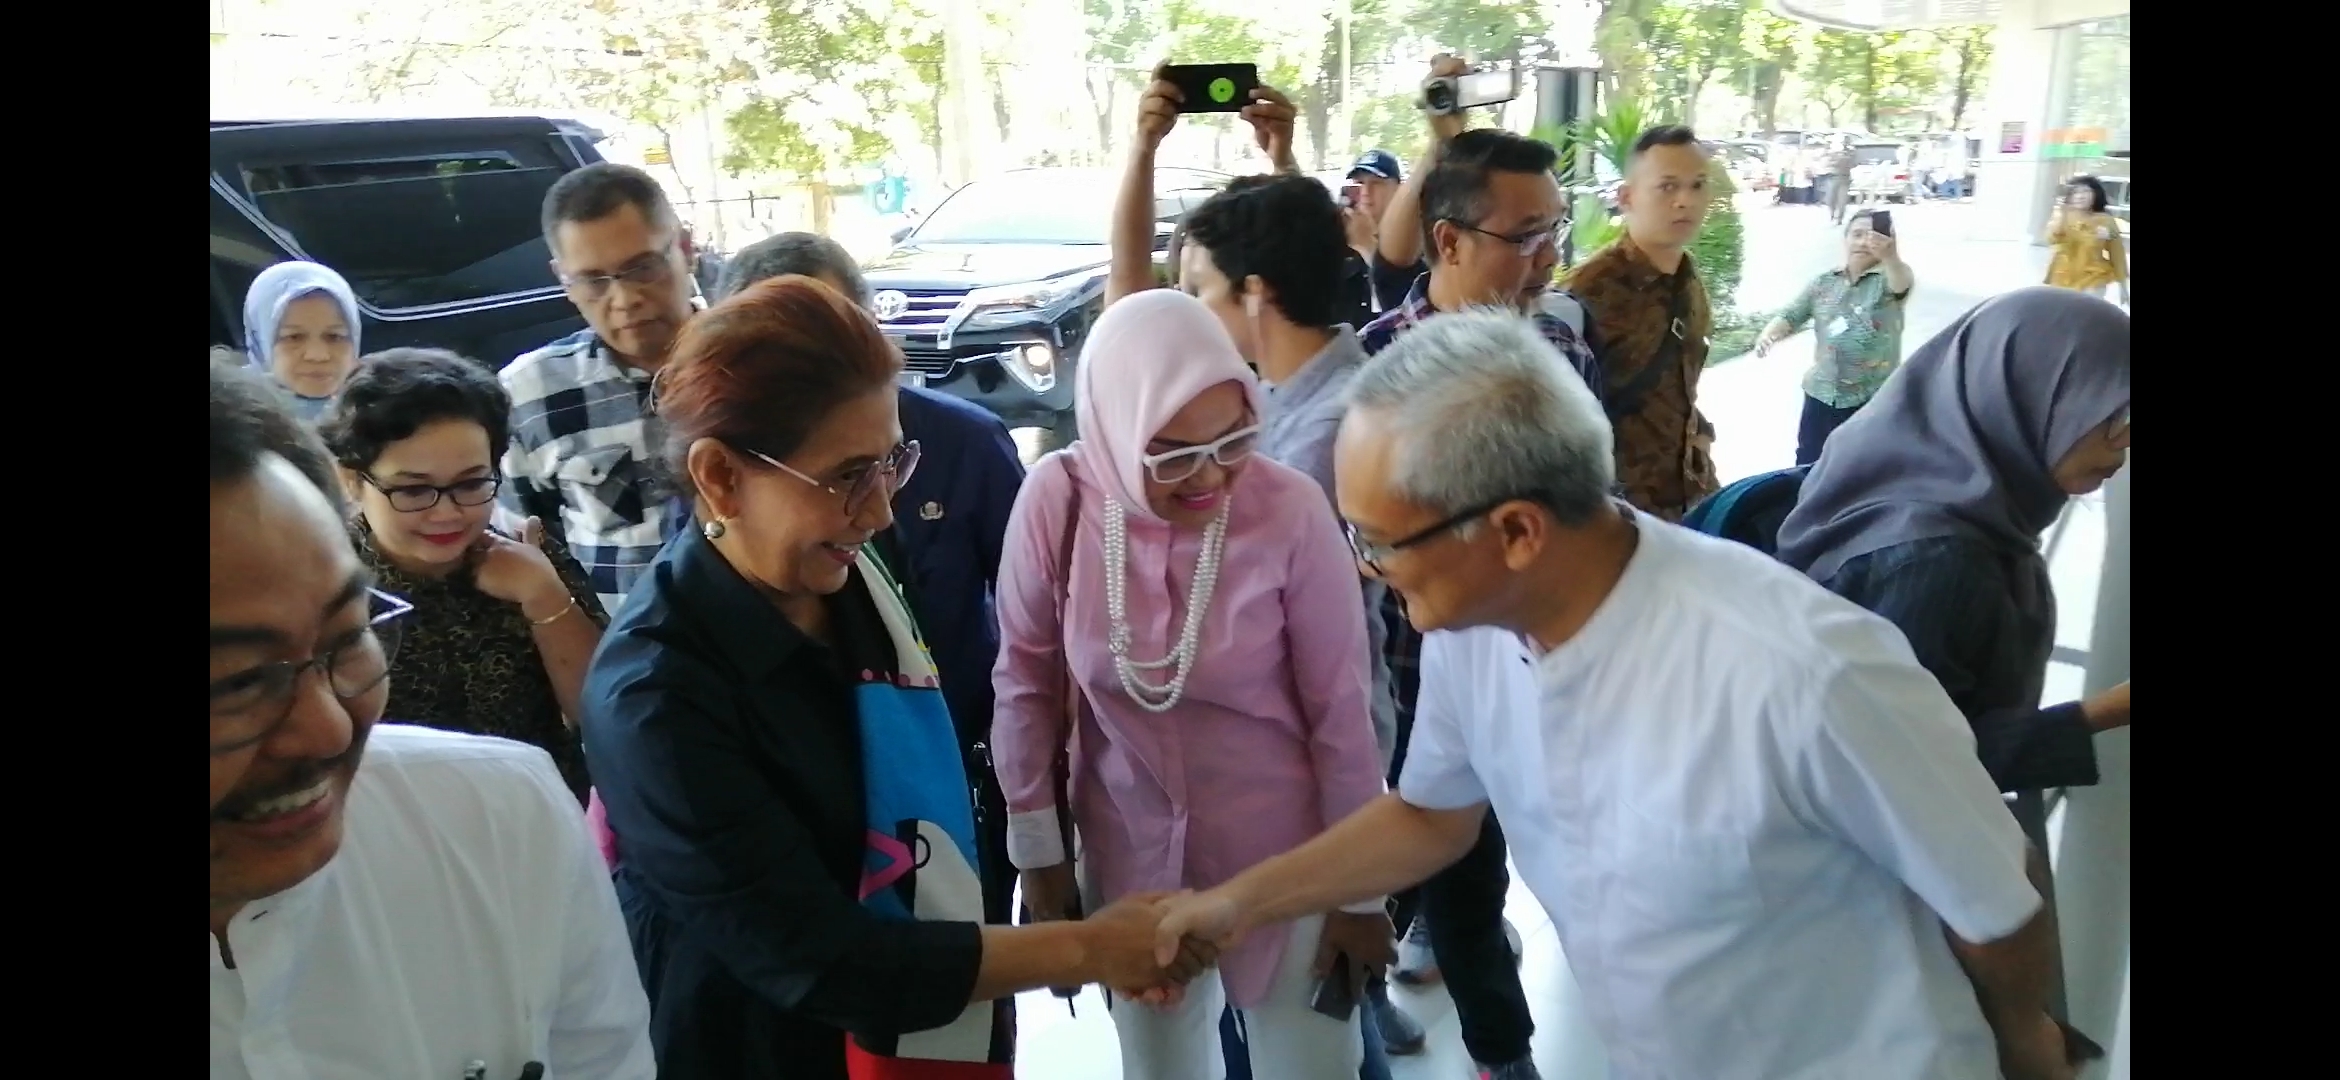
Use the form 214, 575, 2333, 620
1392, 915, 1440, 986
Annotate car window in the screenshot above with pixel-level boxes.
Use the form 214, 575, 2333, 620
238, 156, 567, 310
913, 179, 1117, 245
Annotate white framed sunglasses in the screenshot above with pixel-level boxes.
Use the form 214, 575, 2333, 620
1140, 424, 1261, 485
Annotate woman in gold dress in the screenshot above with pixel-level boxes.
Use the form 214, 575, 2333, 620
2044, 175, 2128, 305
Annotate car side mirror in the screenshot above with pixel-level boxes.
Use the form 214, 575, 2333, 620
890, 225, 913, 245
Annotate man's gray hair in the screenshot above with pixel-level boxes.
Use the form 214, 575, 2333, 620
717, 231, 870, 309
1345, 309, 1615, 527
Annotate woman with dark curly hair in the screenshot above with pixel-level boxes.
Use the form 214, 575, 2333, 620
317, 347, 607, 801
2044, 175, 2128, 305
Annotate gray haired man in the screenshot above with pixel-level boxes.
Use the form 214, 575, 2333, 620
1153, 310, 2075, 1080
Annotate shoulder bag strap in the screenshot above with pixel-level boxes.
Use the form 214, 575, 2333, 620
1606, 276, 1694, 422
1049, 454, 1085, 923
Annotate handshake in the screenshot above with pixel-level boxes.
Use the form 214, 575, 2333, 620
1020, 865, 1396, 1005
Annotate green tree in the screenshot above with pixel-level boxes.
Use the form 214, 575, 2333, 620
1085, 0, 1162, 158
1800, 30, 1869, 127
1638, 0, 1748, 129
1304, 0, 1401, 171
1864, 32, 1943, 131
723, 0, 938, 179
1723, 6, 1803, 136
1926, 25, 1994, 131
1800, 28, 1944, 133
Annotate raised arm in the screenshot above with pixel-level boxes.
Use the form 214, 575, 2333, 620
1375, 54, 1472, 270
1106, 66, 1183, 307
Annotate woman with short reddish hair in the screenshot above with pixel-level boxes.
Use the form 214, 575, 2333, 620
579, 276, 1197, 1080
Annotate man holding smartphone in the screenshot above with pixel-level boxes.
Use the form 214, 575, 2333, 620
1754, 208, 1916, 466
1342, 149, 1422, 315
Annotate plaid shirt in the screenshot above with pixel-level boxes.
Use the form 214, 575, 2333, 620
498, 330, 684, 615
1357, 274, 1605, 773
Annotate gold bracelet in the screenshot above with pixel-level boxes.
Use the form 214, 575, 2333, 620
529, 597, 579, 627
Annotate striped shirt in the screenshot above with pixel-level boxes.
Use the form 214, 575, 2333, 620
499, 330, 684, 615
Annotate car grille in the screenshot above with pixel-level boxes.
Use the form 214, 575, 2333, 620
873, 288, 965, 334
899, 347, 956, 376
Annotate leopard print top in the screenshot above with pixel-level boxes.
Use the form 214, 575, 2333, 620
352, 520, 608, 803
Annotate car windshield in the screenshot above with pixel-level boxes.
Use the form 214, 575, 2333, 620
1853, 145, 1902, 166
912, 178, 1114, 245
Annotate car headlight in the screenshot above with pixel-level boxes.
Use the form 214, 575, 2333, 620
960, 269, 1107, 324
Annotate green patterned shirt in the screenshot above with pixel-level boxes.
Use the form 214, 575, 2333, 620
1779, 265, 1910, 408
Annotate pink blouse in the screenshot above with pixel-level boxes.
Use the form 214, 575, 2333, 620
990, 449, 1386, 1007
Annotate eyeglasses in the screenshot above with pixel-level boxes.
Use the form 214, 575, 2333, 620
749, 441, 922, 518
1449, 218, 1568, 258
209, 589, 413, 756
1141, 424, 1261, 485
557, 247, 679, 301
1344, 496, 1534, 575
361, 473, 502, 513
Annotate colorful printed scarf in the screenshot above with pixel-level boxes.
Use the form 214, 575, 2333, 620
841, 548, 1013, 1079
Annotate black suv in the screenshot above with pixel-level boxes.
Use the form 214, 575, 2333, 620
209, 114, 610, 370
862, 167, 1231, 433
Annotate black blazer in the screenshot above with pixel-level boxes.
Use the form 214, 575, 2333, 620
582, 530, 985, 1080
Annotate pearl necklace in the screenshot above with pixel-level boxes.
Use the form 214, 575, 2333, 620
1101, 495, 1230, 713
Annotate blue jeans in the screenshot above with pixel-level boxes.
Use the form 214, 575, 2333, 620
1218, 1004, 1391, 1080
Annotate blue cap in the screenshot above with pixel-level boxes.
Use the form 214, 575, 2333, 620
1348, 150, 1402, 181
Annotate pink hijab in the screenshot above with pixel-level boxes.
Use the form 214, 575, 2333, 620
1071, 290, 1267, 522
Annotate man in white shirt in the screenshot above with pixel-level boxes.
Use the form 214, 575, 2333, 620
208, 362, 655, 1078
1151, 312, 2076, 1080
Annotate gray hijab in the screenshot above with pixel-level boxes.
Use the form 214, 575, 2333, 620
1776, 286, 2130, 584
242, 261, 363, 422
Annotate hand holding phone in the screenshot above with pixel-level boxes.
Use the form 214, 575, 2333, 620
1869, 209, 1894, 236
1308, 953, 1359, 1021
1160, 63, 1261, 115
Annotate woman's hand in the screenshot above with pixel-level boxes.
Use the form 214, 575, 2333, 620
470, 517, 569, 619
2081, 680, 2130, 732
1020, 862, 1080, 922
1311, 909, 1397, 992
1082, 891, 1217, 999
1135, 64, 1183, 152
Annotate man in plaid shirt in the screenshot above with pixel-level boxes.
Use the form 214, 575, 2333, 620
501, 165, 703, 615
1351, 126, 1601, 1080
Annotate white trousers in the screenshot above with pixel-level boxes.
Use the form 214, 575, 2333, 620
1109, 914, 1364, 1080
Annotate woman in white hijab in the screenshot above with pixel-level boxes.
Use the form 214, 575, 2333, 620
243, 261, 362, 422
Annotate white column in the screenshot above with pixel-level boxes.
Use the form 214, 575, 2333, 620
2056, 461, 2130, 1075
1969, 0, 2066, 244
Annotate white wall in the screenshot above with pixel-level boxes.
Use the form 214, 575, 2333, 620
2031, 0, 2129, 27
1968, 0, 2066, 243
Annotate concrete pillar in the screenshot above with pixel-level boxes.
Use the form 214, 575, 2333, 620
1970, 0, 2070, 245
2056, 462, 2130, 1075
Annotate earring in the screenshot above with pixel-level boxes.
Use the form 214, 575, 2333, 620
702, 518, 728, 541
